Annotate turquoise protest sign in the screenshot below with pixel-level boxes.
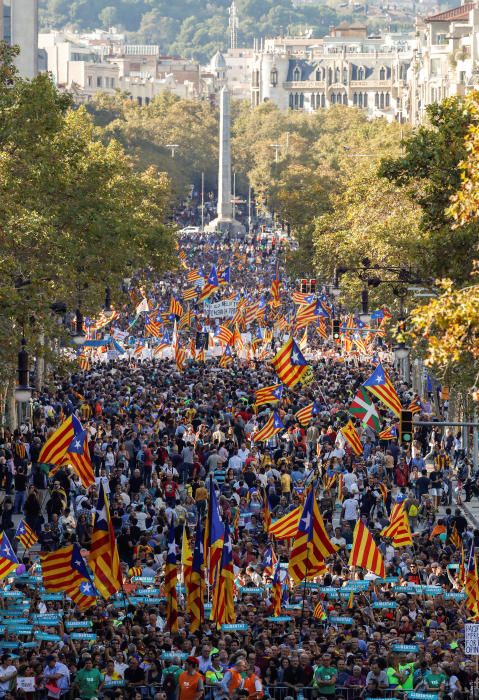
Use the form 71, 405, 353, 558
32, 615, 61, 625
136, 588, 160, 596
392, 586, 417, 594
391, 644, 419, 653
0, 641, 20, 648
131, 577, 155, 584
444, 592, 466, 600
239, 587, 263, 595
300, 582, 320, 589
385, 577, 399, 583
4, 619, 28, 626
283, 604, 302, 610
328, 616, 353, 625
70, 633, 97, 641
221, 624, 249, 631
104, 681, 126, 688
204, 603, 212, 611
14, 626, 34, 635
65, 621, 93, 629
372, 602, 398, 609
161, 652, 188, 660
408, 694, 438, 700
35, 632, 61, 642
318, 587, 339, 595
42, 594, 64, 601
343, 581, 370, 590
266, 616, 292, 623
0, 591, 22, 598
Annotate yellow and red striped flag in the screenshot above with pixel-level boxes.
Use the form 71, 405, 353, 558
15, 520, 38, 550
272, 561, 282, 616
165, 520, 179, 631
349, 521, 385, 577
363, 363, 402, 418
271, 337, 309, 388
288, 490, 338, 583
341, 420, 363, 456
219, 345, 233, 368
0, 533, 18, 579
182, 287, 198, 302
255, 384, 283, 407
380, 510, 413, 548
41, 544, 97, 610
269, 507, 301, 539
318, 318, 328, 340
211, 523, 235, 625
168, 296, 183, 318
296, 401, 320, 427
38, 417, 75, 466
254, 412, 284, 442
187, 517, 204, 632
89, 483, 122, 599
313, 600, 327, 620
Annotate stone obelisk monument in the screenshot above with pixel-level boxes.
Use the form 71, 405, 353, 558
206, 86, 245, 236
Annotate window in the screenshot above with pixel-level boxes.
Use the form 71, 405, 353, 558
342, 93, 347, 105
145, 97, 150, 105
353, 92, 358, 105
343, 67, 348, 84
358, 66, 365, 80
379, 67, 386, 81
331, 93, 336, 105
321, 93, 326, 107
316, 69, 322, 81
380, 92, 384, 109
289, 93, 294, 109
270, 68, 278, 87
87, 75, 92, 87
293, 66, 301, 81
385, 92, 390, 107
375, 92, 379, 107
299, 93, 304, 108
111, 78, 115, 88
252, 71, 259, 87
335, 67, 340, 83
328, 68, 333, 84
358, 92, 363, 107
96, 76, 102, 87
363, 92, 368, 107
137, 96, 142, 106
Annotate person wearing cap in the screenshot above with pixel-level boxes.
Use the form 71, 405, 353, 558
0, 655, 16, 699
205, 655, 225, 699
178, 657, 204, 700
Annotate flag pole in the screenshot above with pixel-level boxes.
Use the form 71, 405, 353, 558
299, 466, 321, 633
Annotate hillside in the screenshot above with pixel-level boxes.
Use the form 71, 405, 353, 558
39, 0, 343, 62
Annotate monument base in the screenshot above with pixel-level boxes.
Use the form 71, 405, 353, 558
205, 217, 246, 236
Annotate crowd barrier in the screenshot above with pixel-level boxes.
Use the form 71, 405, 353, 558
16, 682, 479, 699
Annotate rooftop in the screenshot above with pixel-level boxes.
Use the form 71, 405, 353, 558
425, 2, 475, 23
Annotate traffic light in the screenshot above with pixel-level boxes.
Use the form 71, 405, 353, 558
332, 318, 340, 341
300, 279, 308, 293
399, 410, 413, 444
309, 279, 316, 294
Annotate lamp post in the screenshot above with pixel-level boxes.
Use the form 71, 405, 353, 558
72, 308, 86, 346
15, 337, 32, 404
165, 144, 179, 158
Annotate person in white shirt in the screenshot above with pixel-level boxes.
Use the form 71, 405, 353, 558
341, 494, 359, 525
0, 655, 17, 696
228, 452, 242, 474
343, 468, 358, 494
114, 653, 128, 678
238, 444, 250, 465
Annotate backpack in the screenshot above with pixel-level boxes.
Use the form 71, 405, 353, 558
408, 504, 419, 517
162, 672, 177, 694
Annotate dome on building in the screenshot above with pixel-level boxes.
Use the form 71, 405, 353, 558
210, 50, 227, 71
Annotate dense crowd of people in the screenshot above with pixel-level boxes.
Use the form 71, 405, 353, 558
0, 232, 476, 700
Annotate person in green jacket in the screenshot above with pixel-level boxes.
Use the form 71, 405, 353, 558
312, 653, 337, 696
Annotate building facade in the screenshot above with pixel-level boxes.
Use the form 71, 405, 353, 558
1, 0, 38, 78
251, 27, 413, 121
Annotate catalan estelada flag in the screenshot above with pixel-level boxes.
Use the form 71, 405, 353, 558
288, 490, 338, 583
145, 313, 161, 338
219, 345, 233, 368
58, 415, 95, 488
465, 543, 479, 616
272, 561, 282, 616
88, 483, 122, 599
296, 401, 320, 427
199, 265, 219, 302
262, 545, 278, 578
216, 325, 234, 345
15, 520, 38, 550
271, 262, 281, 308
363, 363, 402, 417
41, 543, 97, 610
269, 506, 301, 539
254, 411, 284, 442
313, 600, 327, 620
187, 516, 204, 633
165, 520, 179, 631
211, 522, 235, 625
341, 420, 363, 456
255, 383, 283, 407
0, 533, 18, 579
187, 269, 203, 283
379, 425, 397, 441
349, 521, 385, 577
38, 416, 75, 467
380, 510, 413, 548
219, 266, 231, 285
168, 296, 183, 319
205, 477, 225, 585
271, 337, 309, 388
317, 318, 328, 340
407, 397, 422, 414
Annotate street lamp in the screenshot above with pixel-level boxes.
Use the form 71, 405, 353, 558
15, 338, 31, 402
165, 144, 179, 158
358, 288, 371, 324
72, 308, 86, 346
394, 342, 410, 361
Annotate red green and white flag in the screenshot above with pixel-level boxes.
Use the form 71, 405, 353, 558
348, 387, 381, 432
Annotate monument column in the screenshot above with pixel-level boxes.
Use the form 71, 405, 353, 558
217, 86, 233, 220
